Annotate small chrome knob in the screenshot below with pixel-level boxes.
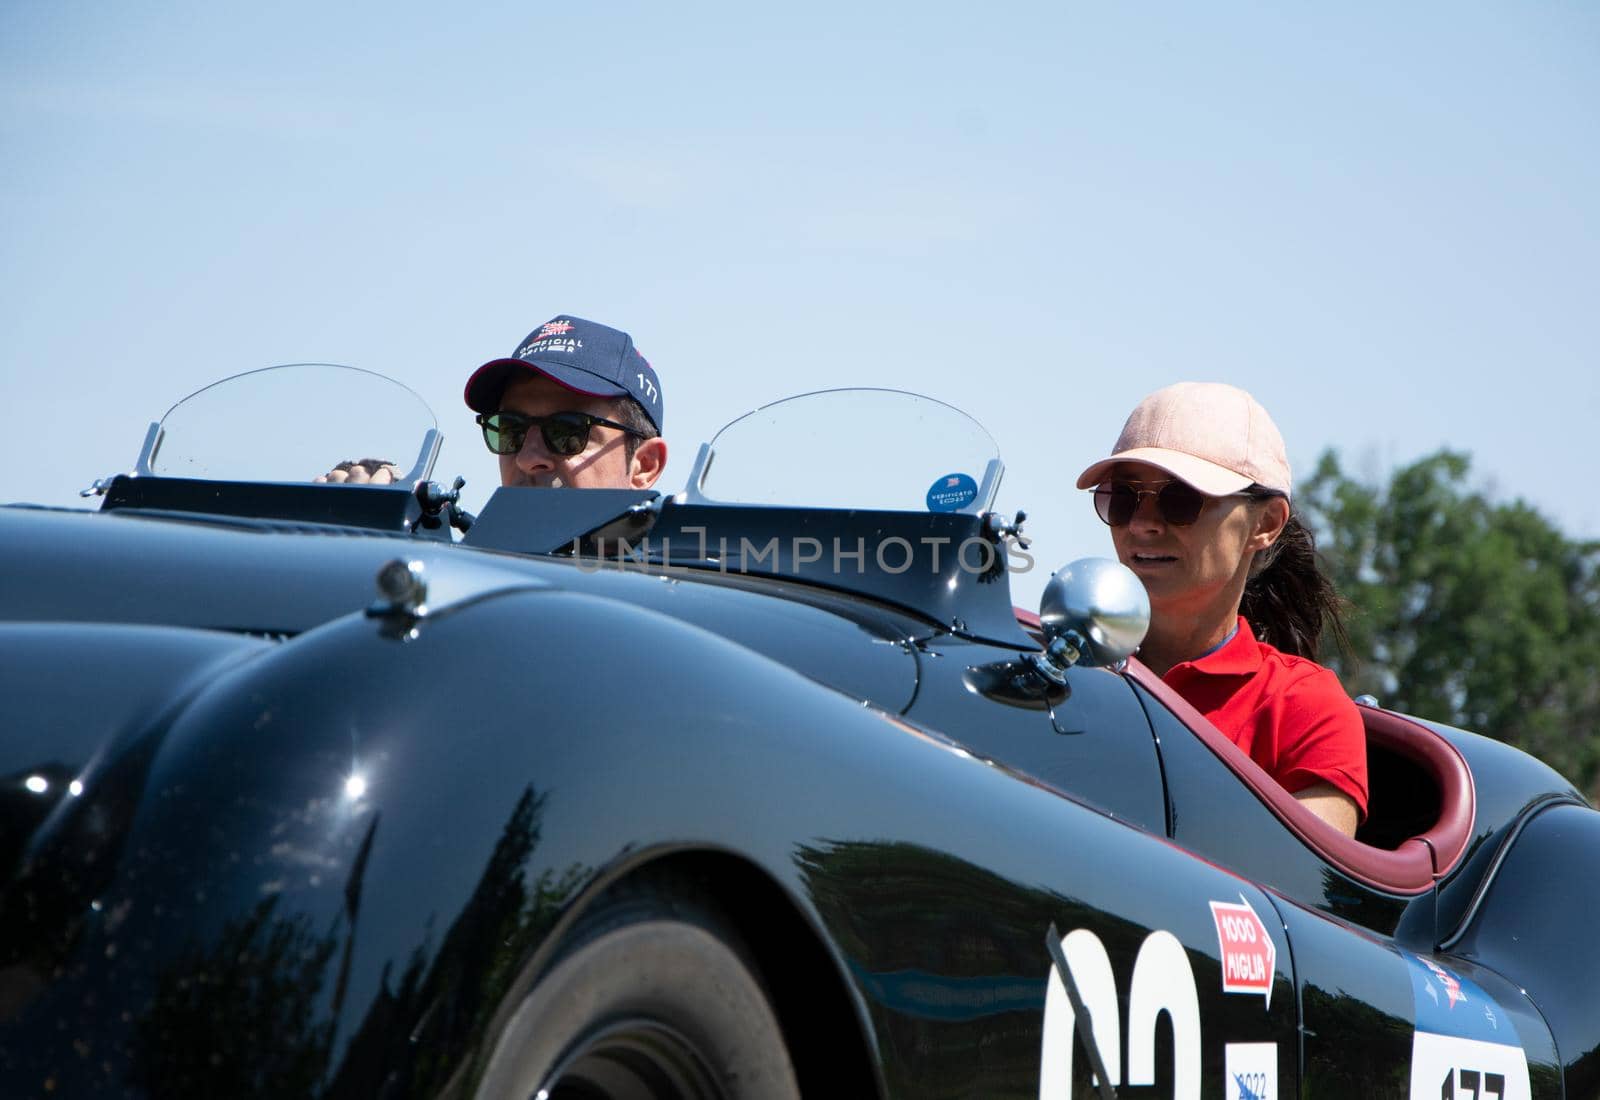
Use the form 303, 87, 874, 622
371, 558, 428, 618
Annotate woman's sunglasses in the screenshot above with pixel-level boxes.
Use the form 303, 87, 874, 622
1092, 480, 1261, 527
477, 410, 645, 457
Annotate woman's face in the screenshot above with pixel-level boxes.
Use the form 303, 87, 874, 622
1103, 461, 1284, 621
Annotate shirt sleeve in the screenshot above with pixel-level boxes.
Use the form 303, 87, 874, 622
1272, 667, 1370, 819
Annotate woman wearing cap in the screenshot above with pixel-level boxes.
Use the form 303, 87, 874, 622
1076, 382, 1367, 836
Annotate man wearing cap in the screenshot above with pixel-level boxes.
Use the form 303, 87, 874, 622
321, 314, 667, 490
1076, 382, 1367, 836
463, 315, 667, 490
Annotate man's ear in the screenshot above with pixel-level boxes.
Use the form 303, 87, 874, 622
1248, 495, 1291, 552
630, 437, 668, 489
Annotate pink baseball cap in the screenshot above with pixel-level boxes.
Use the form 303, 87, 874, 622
1075, 382, 1292, 500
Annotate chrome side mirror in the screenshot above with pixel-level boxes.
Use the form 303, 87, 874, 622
1028, 558, 1150, 683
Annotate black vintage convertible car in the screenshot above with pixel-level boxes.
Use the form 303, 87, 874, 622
1, 366, 1596, 1099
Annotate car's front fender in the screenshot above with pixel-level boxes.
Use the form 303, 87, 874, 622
0, 585, 908, 1095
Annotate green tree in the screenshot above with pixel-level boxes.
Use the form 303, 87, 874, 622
1301, 450, 1600, 799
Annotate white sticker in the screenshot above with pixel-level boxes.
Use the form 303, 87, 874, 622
1225, 1042, 1278, 1100
1409, 1033, 1531, 1100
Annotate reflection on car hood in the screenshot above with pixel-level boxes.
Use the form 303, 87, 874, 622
0, 505, 921, 714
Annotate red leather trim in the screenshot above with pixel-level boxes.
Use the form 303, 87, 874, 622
1014, 606, 1043, 642
1124, 658, 1476, 895
1360, 704, 1476, 877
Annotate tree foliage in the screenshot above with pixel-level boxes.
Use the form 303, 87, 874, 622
1300, 449, 1600, 798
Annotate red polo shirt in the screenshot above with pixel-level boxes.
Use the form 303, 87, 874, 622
1164, 616, 1369, 818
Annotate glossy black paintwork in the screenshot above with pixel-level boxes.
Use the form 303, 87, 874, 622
0, 624, 270, 880
462, 485, 660, 552
1, 585, 1298, 1094
468, 487, 1031, 645
0, 506, 918, 709
1423, 718, 1586, 943
906, 636, 1167, 833
1, 490, 1596, 1098
1, 506, 428, 634
1446, 802, 1600, 1097
1137, 682, 1429, 940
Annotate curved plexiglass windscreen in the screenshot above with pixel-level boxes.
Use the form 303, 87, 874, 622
692, 388, 1000, 512
145, 364, 438, 484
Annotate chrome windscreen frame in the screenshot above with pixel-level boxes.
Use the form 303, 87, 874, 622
679, 443, 1005, 517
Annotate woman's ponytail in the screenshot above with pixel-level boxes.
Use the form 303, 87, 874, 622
1240, 505, 1350, 661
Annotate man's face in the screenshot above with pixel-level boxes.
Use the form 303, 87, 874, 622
495, 373, 666, 489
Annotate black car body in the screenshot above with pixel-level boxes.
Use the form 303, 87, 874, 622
1, 370, 1596, 1099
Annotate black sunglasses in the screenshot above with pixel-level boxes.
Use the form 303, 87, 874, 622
476, 410, 645, 457
1092, 480, 1260, 527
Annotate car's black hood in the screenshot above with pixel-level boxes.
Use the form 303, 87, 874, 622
0, 502, 926, 912
0, 504, 922, 711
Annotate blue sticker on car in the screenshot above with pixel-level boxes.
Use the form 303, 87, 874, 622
1402, 953, 1531, 1099
926, 473, 978, 513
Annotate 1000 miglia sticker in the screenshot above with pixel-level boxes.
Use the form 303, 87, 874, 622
1404, 953, 1531, 1100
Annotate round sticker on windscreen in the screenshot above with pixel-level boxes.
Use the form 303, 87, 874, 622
926, 473, 978, 513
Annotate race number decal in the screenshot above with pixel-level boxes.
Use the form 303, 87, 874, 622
1403, 954, 1530, 1100
1039, 926, 1201, 1099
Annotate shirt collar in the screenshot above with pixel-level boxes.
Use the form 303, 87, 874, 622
1166, 615, 1263, 679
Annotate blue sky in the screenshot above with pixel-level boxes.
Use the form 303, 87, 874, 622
4, 2, 1596, 603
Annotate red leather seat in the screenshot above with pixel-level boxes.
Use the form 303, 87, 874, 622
1010, 606, 1475, 893
1124, 659, 1475, 895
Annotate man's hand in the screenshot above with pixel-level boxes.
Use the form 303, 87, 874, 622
315, 458, 403, 485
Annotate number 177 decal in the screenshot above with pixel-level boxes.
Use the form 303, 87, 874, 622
1441, 1069, 1506, 1100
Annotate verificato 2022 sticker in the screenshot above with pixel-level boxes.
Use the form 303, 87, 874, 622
1225, 1041, 1277, 1100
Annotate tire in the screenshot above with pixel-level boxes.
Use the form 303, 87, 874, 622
474, 882, 801, 1100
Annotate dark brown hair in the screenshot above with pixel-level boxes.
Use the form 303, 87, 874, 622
614, 396, 659, 463
1240, 494, 1350, 660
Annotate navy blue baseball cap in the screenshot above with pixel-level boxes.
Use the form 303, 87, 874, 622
465, 314, 664, 433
